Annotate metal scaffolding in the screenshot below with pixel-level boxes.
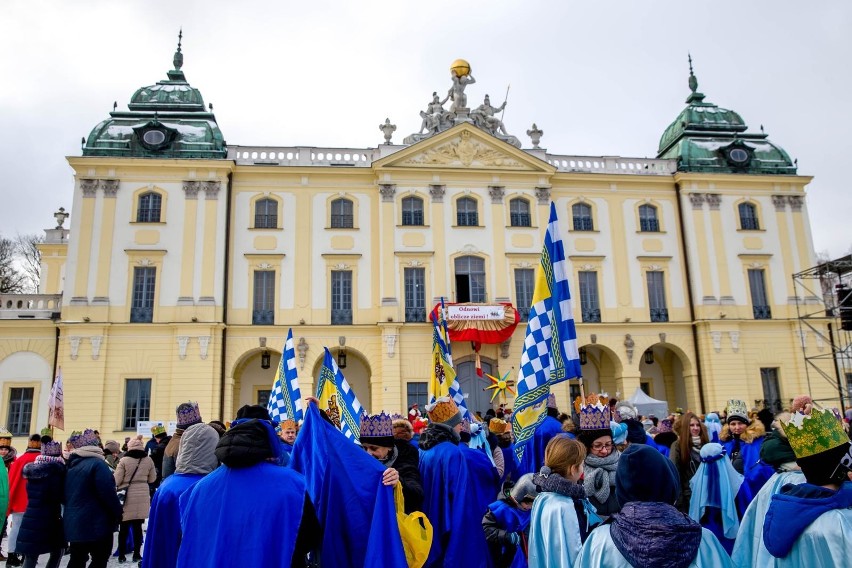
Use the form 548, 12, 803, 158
793, 254, 852, 409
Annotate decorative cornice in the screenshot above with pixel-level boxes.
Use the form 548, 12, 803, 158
203, 181, 221, 200
100, 179, 119, 197
429, 184, 445, 202
534, 186, 551, 205
80, 179, 98, 197
183, 180, 201, 199
488, 185, 505, 204
378, 183, 397, 202
771, 195, 787, 211
788, 195, 804, 211
688, 193, 705, 209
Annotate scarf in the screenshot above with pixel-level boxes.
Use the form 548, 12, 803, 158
379, 444, 399, 468
534, 466, 602, 529
584, 450, 620, 504
691, 436, 701, 447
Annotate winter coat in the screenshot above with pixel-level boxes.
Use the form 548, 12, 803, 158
670, 440, 702, 512
114, 450, 157, 521
17, 460, 66, 555
7, 449, 39, 514
161, 429, 183, 479
64, 446, 123, 542
392, 439, 423, 514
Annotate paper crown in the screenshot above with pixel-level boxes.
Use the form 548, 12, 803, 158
68, 429, 100, 449
41, 440, 62, 457
425, 397, 462, 427
784, 408, 849, 459
547, 393, 557, 410
489, 418, 510, 434
150, 423, 167, 437
176, 401, 203, 428
658, 419, 674, 433
574, 393, 612, 431
0, 426, 12, 440
280, 419, 297, 430
726, 399, 749, 423
390, 412, 405, 421
40, 427, 52, 437
359, 412, 393, 439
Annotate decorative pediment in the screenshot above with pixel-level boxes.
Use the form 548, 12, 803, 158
375, 124, 555, 173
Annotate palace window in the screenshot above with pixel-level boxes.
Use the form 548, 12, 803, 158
331, 270, 353, 324
456, 197, 479, 227
130, 267, 156, 323
124, 379, 151, 430
401, 196, 424, 226
579, 271, 601, 322
639, 204, 659, 232
760, 368, 782, 412
509, 198, 531, 227
330, 198, 354, 229
647, 271, 668, 322
455, 256, 486, 303
748, 269, 772, 319
253, 270, 275, 325
7, 387, 34, 436
514, 268, 535, 321
739, 202, 760, 230
404, 267, 427, 322
406, 382, 428, 410
572, 203, 594, 231
137, 192, 162, 223
254, 198, 278, 229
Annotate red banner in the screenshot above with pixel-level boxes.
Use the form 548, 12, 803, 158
431, 302, 520, 345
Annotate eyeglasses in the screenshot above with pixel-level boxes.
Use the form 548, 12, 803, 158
591, 442, 614, 451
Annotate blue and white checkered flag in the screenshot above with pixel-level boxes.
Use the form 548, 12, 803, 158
512, 202, 582, 463
267, 328, 304, 423
316, 347, 363, 442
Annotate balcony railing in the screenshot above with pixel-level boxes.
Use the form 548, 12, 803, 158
130, 307, 153, 323
405, 308, 427, 323
331, 309, 352, 325
753, 305, 772, 320
649, 308, 669, 322
582, 308, 601, 323
252, 310, 274, 325
0, 294, 62, 320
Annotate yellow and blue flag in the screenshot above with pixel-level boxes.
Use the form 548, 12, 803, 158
316, 347, 363, 442
267, 328, 303, 423
512, 202, 582, 462
429, 319, 470, 419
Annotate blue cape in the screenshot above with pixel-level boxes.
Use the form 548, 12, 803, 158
419, 439, 490, 567
290, 404, 407, 568
488, 499, 531, 568
722, 437, 773, 516
517, 416, 562, 476
460, 444, 501, 521
142, 473, 204, 568
178, 462, 307, 567
500, 445, 520, 483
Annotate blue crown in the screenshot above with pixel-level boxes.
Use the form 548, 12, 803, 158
69, 429, 99, 449
359, 412, 393, 438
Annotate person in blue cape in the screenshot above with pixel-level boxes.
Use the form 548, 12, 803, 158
360, 411, 423, 514
490, 418, 519, 484
517, 393, 564, 476
275, 418, 297, 466
178, 405, 321, 568
290, 402, 408, 568
576, 444, 733, 568
761, 399, 852, 566
141, 423, 219, 568
688, 443, 744, 554
482, 473, 539, 568
459, 418, 500, 535
419, 397, 490, 568
720, 399, 773, 516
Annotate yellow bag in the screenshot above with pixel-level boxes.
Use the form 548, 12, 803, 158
394, 482, 433, 568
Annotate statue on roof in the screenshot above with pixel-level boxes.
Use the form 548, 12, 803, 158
448, 62, 476, 113
418, 92, 453, 134
471, 94, 508, 136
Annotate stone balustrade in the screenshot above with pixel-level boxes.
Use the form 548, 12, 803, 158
0, 294, 62, 319
544, 154, 677, 175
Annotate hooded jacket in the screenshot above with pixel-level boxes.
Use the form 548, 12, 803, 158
17, 460, 65, 555
64, 446, 123, 542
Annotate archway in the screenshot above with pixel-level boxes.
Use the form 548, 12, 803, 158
638, 343, 693, 412
576, 344, 623, 398
231, 348, 282, 418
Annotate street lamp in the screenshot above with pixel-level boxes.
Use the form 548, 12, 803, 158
337, 347, 347, 369
643, 349, 655, 365
261, 349, 271, 369
579, 347, 588, 366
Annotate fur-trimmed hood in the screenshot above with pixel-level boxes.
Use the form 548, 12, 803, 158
720, 419, 765, 443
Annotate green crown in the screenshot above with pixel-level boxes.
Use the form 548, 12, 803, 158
784, 408, 849, 459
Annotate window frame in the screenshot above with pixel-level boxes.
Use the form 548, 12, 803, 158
401, 196, 425, 227
646, 270, 669, 322
136, 191, 163, 223
123, 378, 151, 431
252, 270, 276, 325
130, 266, 156, 323
454, 255, 487, 303
331, 270, 353, 324
738, 202, 760, 231
509, 198, 532, 227
572, 203, 594, 231
514, 268, 535, 321
406, 382, 428, 410
456, 197, 479, 227
578, 270, 601, 323
404, 267, 427, 322
748, 268, 772, 319
253, 197, 279, 229
6, 387, 35, 436
330, 198, 355, 229
638, 204, 660, 232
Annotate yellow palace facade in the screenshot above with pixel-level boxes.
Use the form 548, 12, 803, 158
0, 46, 839, 444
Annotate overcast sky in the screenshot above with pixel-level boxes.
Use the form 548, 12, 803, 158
2, 1, 850, 259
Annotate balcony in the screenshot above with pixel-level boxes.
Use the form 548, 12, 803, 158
130, 307, 153, 323
649, 308, 669, 322
753, 305, 772, 320
0, 294, 62, 320
252, 310, 274, 325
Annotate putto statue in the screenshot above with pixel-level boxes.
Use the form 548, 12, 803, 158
403, 60, 522, 147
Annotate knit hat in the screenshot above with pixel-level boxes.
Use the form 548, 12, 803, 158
176, 401, 203, 429
359, 412, 395, 448
784, 403, 852, 485
726, 399, 750, 425
127, 435, 144, 452
616, 443, 679, 506
41, 440, 62, 457
625, 419, 648, 445
151, 423, 167, 437
425, 397, 462, 428
68, 429, 100, 449
104, 440, 121, 454
610, 421, 628, 445
235, 404, 271, 422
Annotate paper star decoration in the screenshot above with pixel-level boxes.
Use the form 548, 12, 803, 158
485, 370, 515, 403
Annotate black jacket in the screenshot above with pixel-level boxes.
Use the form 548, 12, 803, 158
394, 439, 424, 514
63, 449, 123, 542
482, 499, 527, 568
17, 461, 66, 555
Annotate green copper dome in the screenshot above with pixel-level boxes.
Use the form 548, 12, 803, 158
83, 32, 226, 159
656, 57, 795, 175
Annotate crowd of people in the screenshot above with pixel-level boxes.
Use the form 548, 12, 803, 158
0, 391, 850, 567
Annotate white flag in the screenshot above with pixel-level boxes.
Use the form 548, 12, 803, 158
48, 368, 64, 431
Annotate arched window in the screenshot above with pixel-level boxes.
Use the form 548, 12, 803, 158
457, 197, 479, 226
639, 204, 659, 232
401, 196, 424, 226
572, 203, 593, 231
739, 202, 759, 230
254, 198, 278, 228
330, 198, 354, 228
454, 256, 486, 302
137, 192, 162, 223
509, 198, 531, 227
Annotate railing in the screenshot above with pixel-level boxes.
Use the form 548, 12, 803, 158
753, 305, 772, 320
510, 213, 531, 227
229, 146, 379, 167
545, 154, 677, 175
405, 308, 427, 323
650, 308, 669, 322
331, 309, 352, 325
0, 294, 62, 320
582, 308, 601, 323
130, 307, 153, 323
252, 310, 274, 325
